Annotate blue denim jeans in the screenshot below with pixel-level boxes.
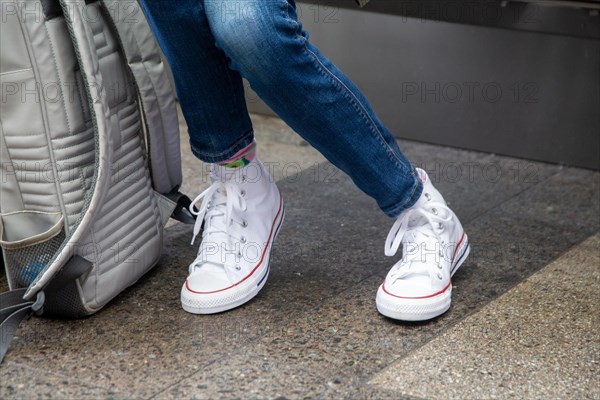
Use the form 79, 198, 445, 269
139, 0, 422, 217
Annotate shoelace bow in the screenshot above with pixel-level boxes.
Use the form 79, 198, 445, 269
188, 180, 247, 269
384, 199, 453, 280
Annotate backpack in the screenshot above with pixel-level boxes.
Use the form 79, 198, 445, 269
0, 0, 193, 362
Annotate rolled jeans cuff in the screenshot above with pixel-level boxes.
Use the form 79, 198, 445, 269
381, 169, 424, 218
190, 130, 255, 164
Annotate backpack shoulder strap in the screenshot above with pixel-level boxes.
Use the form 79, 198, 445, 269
24, 0, 118, 299
101, 0, 183, 195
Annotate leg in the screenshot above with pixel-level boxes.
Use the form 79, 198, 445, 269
205, 1, 469, 322
140, 0, 284, 315
204, 0, 422, 217
139, 0, 254, 163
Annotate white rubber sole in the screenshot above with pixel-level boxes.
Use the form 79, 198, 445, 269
376, 234, 470, 322
181, 205, 285, 315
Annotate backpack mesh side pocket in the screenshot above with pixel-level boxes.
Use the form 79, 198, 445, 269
0, 212, 65, 288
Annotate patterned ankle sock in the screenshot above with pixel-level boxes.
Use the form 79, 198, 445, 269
217, 141, 257, 168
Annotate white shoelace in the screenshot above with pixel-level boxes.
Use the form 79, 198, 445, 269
188, 180, 248, 268
384, 199, 453, 279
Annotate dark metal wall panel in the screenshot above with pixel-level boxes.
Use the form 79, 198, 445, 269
246, 2, 600, 169
302, 0, 600, 39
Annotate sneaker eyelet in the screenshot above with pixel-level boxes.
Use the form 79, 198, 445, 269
241, 190, 246, 197
438, 222, 444, 230
437, 264, 443, 270
432, 208, 438, 216
425, 193, 432, 201
241, 175, 247, 183
241, 236, 247, 244
235, 265, 241, 271
437, 273, 443, 280
242, 220, 248, 228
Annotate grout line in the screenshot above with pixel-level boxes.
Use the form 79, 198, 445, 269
366, 232, 600, 398
352, 167, 596, 392
366, 229, 599, 392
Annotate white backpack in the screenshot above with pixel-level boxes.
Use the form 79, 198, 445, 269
0, 0, 192, 361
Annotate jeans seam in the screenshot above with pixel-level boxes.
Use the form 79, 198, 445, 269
300, 42, 421, 216
301, 43, 412, 176
190, 129, 255, 163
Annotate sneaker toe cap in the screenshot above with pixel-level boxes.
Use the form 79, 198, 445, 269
383, 275, 440, 298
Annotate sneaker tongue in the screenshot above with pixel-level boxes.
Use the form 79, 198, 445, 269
417, 168, 428, 184
199, 229, 230, 264
403, 217, 438, 256
405, 228, 434, 245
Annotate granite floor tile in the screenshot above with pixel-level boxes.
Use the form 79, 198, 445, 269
369, 234, 600, 400
496, 167, 600, 234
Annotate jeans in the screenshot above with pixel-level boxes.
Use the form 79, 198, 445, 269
139, 0, 422, 217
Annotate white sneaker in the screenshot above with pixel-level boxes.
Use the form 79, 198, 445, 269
181, 158, 284, 314
376, 168, 470, 321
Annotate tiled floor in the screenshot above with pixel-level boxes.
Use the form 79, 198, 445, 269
1, 112, 598, 399
370, 234, 600, 400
